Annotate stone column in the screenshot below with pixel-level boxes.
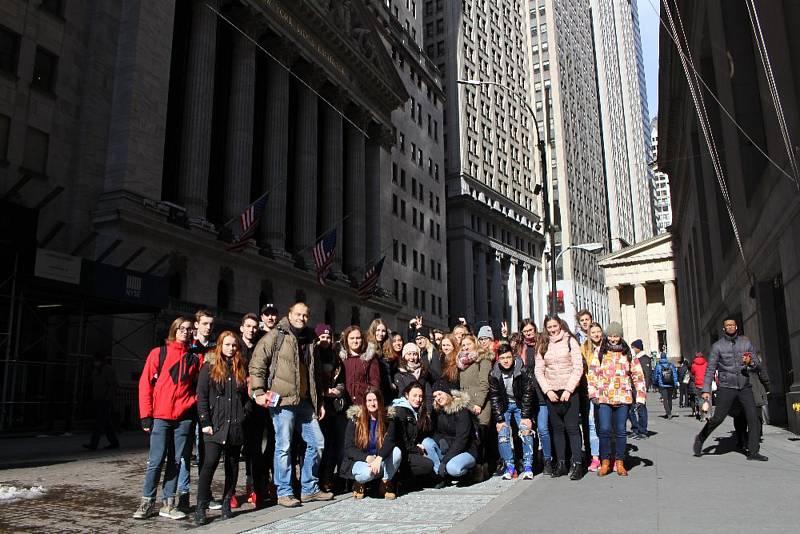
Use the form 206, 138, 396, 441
366, 124, 393, 267
177, 0, 217, 219
508, 259, 519, 333
520, 265, 530, 323
344, 117, 367, 276
634, 283, 649, 344
449, 238, 475, 322
608, 285, 622, 323
663, 280, 681, 358
292, 75, 321, 262
320, 97, 344, 272
223, 33, 256, 222
491, 251, 504, 323
260, 45, 294, 256
474, 245, 488, 323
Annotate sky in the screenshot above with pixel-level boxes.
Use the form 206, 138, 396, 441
638, 0, 661, 119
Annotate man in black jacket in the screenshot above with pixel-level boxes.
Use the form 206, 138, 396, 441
693, 317, 768, 461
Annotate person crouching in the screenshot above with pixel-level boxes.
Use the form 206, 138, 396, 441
341, 388, 402, 499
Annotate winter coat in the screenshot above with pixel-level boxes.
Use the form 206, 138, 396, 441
249, 317, 320, 411
340, 405, 397, 480
422, 345, 442, 381
691, 356, 708, 390
340, 346, 381, 406
588, 348, 647, 405
316, 342, 348, 414
431, 391, 478, 473
704, 334, 761, 392
393, 365, 433, 407
654, 357, 679, 388
373, 342, 398, 401
391, 398, 430, 459
750, 365, 771, 407
457, 353, 492, 426
138, 340, 201, 421
677, 361, 689, 382
534, 332, 584, 395
520, 343, 546, 405
488, 358, 538, 423
638, 354, 653, 389
197, 359, 249, 446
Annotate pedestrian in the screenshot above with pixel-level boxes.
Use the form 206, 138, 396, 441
195, 332, 249, 524
452, 322, 470, 346
391, 382, 435, 484
579, 322, 602, 472
423, 380, 479, 487
431, 329, 445, 351
628, 340, 650, 439
693, 317, 768, 461
587, 322, 646, 477
439, 334, 462, 391
457, 334, 493, 479
519, 319, 552, 474
488, 343, 537, 480
238, 313, 267, 507
653, 353, 678, 418
249, 302, 333, 507
731, 363, 771, 452
476, 325, 497, 361
340, 325, 381, 406
315, 323, 347, 493
415, 326, 442, 381
534, 315, 584, 480
341, 388, 402, 500
575, 309, 593, 345
259, 303, 279, 333
394, 343, 434, 403
690, 352, 708, 418
385, 331, 403, 375
638, 349, 653, 392
133, 316, 201, 520
366, 319, 395, 402
83, 353, 120, 451
677, 357, 690, 408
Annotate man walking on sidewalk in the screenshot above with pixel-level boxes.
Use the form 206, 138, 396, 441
628, 340, 649, 439
693, 317, 768, 462
654, 353, 678, 418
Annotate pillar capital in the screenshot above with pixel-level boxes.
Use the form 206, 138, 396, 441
494, 250, 504, 261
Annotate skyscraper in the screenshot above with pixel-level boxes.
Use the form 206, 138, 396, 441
650, 117, 672, 233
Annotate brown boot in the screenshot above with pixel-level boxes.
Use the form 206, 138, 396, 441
597, 459, 612, 477
614, 459, 628, 476
352, 482, 365, 499
380, 480, 396, 500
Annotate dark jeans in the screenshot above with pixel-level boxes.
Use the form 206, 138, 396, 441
243, 407, 267, 496
679, 383, 689, 406
319, 408, 346, 483
198, 441, 240, 503
546, 393, 582, 464
698, 386, 761, 454
88, 400, 118, 448
628, 389, 648, 436
596, 403, 629, 460
660, 387, 674, 416
731, 400, 764, 449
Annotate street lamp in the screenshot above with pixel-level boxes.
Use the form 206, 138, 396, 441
554, 242, 604, 265
457, 78, 558, 316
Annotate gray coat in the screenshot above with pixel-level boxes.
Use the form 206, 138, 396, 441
750, 365, 771, 407
703, 334, 761, 393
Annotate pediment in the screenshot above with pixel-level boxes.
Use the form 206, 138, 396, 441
597, 232, 674, 267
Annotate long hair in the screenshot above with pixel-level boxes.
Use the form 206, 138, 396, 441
384, 331, 403, 363
209, 331, 247, 388
166, 316, 193, 343
402, 381, 431, 433
538, 315, 577, 356
355, 387, 387, 450
441, 334, 460, 383
340, 325, 365, 356
366, 318, 389, 346
598, 336, 632, 365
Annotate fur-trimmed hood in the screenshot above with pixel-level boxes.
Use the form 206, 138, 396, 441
339, 341, 378, 363
435, 389, 472, 414
346, 404, 397, 421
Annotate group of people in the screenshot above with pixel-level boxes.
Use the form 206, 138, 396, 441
130, 302, 768, 524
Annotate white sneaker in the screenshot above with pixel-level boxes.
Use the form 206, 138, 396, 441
520, 468, 534, 480
159, 497, 186, 520
208, 499, 222, 510
132, 497, 156, 519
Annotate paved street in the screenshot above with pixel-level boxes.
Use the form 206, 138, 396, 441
1, 396, 798, 533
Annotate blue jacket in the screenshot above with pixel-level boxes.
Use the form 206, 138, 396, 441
654, 357, 679, 388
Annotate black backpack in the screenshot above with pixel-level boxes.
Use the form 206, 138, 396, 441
149, 346, 168, 387
661, 365, 674, 386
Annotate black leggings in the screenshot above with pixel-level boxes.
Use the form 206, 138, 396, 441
198, 441, 240, 503
546, 393, 582, 464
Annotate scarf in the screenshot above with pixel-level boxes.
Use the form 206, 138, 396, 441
549, 331, 565, 344
607, 341, 625, 352
457, 350, 479, 371
406, 360, 421, 372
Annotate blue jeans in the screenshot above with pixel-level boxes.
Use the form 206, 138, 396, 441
497, 402, 534, 469
351, 447, 403, 483
142, 418, 194, 499
628, 400, 649, 436
270, 400, 325, 497
421, 437, 476, 477
537, 403, 552, 460
587, 401, 599, 457
597, 404, 629, 461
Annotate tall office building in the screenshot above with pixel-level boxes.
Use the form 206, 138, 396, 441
591, 0, 655, 250
650, 117, 672, 233
424, 0, 545, 330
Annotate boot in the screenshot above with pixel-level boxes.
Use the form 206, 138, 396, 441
550, 460, 567, 478
221, 496, 234, 520
597, 459, 612, 477
194, 501, 208, 526
614, 459, 628, 476
380, 479, 396, 500
568, 461, 583, 481
352, 481, 365, 499
542, 458, 553, 476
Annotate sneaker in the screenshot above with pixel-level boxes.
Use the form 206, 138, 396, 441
520, 467, 534, 480
693, 435, 703, 457
501, 466, 517, 480
132, 497, 156, 519
229, 494, 240, 509
747, 453, 768, 462
277, 495, 302, 508
159, 497, 186, 520
301, 491, 334, 502
247, 491, 257, 505
638, 433, 649, 440
208, 499, 222, 510
588, 458, 601, 472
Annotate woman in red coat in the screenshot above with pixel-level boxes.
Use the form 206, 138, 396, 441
690, 352, 708, 417
339, 325, 381, 406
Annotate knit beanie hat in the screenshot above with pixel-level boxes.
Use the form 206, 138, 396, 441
402, 342, 420, 357
631, 339, 644, 351
314, 323, 332, 337
431, 378, 453, 396
606, 322, 624, 338
477, 325, 494, 340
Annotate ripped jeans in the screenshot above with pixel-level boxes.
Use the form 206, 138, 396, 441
497, 402, 535, 470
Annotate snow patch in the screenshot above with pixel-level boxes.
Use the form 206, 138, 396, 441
0, 485, 47, 503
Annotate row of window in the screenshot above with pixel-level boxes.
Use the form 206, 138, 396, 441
393, 278, 444, 317
408, 97, 440, 141
0, 113, 50, 174
0, 25, 59, 93
392, 240, 443, 280
391, 193, 442, 241
470, 213, 538, 257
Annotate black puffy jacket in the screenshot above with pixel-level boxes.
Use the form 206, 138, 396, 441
197, 360, 249, 446
431, 391, 478, 473
488, 358, 538, 424
340, 405, 398, 480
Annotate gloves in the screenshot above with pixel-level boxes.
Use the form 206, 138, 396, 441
141, 417, 153, 432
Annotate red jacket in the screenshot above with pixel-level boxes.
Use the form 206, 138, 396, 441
691, 356, 708, 390
138, 341, 201, 421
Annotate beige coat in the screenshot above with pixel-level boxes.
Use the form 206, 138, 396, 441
458, 354, 492, 425
534, 333, 584, 395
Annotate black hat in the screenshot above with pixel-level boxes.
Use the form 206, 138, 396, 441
414, 326, 431, 340
431, 378, 453, 396
260, 303, 278, 316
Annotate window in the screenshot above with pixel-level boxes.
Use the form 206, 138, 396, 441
437, 262, 442, 281
412, 207, 417, 226
401, 243, 407, 264
393, 239, 399, 261
412, 178, 417, 198
421, 290, 427, 311
0, 114, 9, 161
421, 253, 426, 274
400, 200, 406, 220
32, 47, 58, 93
394, 279, 399, 300
23, 127, 49, 175
413, 287, 419, 308
39, 0, 63, 16
402, 282, 408, 304
430, 259, 435, 278
392, 162, 398, 183
392, 194, 398, 215
400, 169, 406, 188
413, 250, 418, 270
399, 132, 405, 152
0, 25, 20, 75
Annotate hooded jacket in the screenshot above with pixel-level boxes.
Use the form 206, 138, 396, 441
488, 358, 538, 423
197, 358, 249, 446
340, 345, 381, 406
391, 397, 435, 477
431, 390, 478, 472
654, 356, 679, 388
340, 405, 397, 479
704, 333, 761, 393
691, 356, 708, 390
138, 340, 201, 421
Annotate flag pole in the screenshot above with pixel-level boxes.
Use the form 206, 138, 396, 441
294, 212, 353, 256
220, 181, 283, 231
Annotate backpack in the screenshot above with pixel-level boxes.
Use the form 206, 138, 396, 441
661, 364, 675, 386
265, 328, 287, 390
149, 346, 168, 387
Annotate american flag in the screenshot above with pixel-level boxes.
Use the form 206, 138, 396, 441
357, 256, 385, 300
225, 192, 269, 253
312, 229, 337, 285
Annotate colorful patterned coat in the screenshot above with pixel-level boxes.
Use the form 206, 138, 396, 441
587, 350, 647, 405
